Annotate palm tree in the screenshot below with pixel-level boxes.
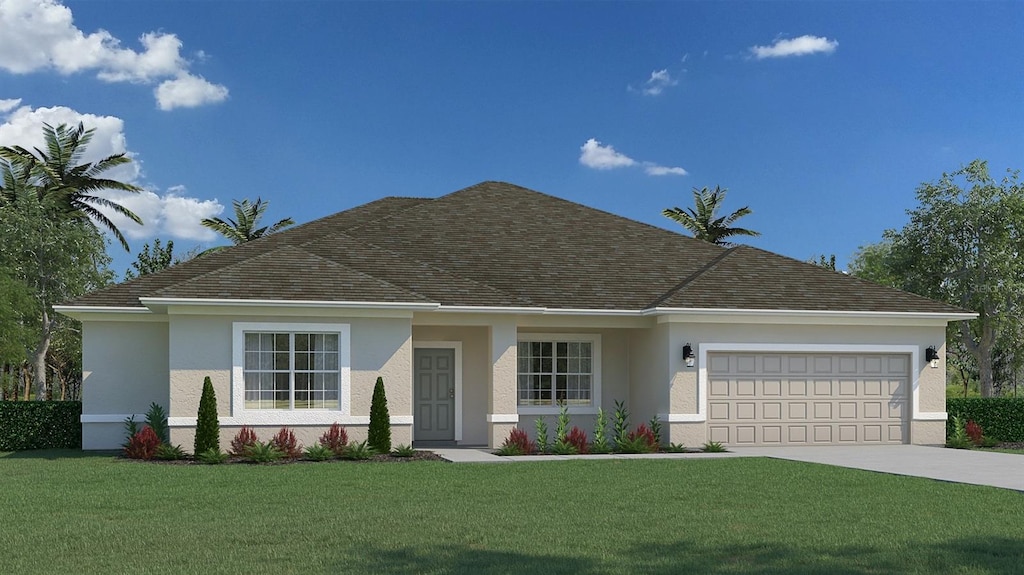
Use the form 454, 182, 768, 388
662, 186, 760, 246
201, 197, 295, 246
0, 122, 143, 251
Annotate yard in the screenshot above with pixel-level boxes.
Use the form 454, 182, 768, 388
1, 451, 1022, 574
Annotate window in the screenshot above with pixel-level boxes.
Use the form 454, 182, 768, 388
243, 332, 340, 409
517, 335, 600, 410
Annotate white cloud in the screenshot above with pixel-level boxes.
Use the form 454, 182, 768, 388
641, 69, 678, 96
629, 68, 680, 97
644, 163, 688, 176
0, 98, 21, 113
750, 35, 839, 59
98, 186, 222, 241
579, 138, 637, 170
155, 73, 229, 111
0, 0, 227, 109
0, 102, 224, 241
579, 138, 686, 177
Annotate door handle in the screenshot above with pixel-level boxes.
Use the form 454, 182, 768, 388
448, 388, 455, 398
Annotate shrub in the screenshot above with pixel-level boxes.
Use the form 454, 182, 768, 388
649, 415, 663, 446
270, 427, 302, 459
947, 398, 1024, 441
0, 400, 84, 450
194, 376, 220, 455
230, 426, 259, 456
946, 416, 972, 449
551, 441, 578, 455
245, 441, 284, 463
665, 442, 687, 453
304, 443, 334, 461
555, 401, 570, 443
368, 377, 391, 453
496, 427, 536, 456
966, 420, 984, 445
342, 440, 375, 460
145, 402, 169, 445
565, 426, 589, 454
124, 426, 161, 460
196, 447, 229, 464
154, 443, 185, 461
701, 441, 727, 453
122, 415, 139, 449
534, 417, 550, 453
319, 423, 349, 456
614, 424, 657, 453
591, 407, 611, 454
391, 444, 416, 458
612, 400, 630, 450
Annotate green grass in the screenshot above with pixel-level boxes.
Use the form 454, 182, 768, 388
2, 450, 1024, 574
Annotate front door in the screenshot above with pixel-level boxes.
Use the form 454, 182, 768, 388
414, 348, 455, 441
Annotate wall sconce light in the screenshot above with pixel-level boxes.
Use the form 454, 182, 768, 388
925, 346, 940, 368
683, 343, 695, 368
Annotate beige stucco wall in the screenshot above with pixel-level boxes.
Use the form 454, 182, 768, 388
81, 320, 169, 449
166, 313, 413, 451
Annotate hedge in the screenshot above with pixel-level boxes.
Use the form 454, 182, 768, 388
946, 398, 1024, 442
0, 401, 82, 451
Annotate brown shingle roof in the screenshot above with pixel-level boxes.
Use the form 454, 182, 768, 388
68, 181, 966, 315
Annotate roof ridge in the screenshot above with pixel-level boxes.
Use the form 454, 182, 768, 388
297, 229, 537, 306
646, 246, 739, 308
154, 244, 432, 302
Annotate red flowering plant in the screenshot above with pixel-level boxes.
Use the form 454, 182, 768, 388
965, 420, 984, 446
124, 426, 162, 460
566, 426, 589, 454
319, 423, 349, 456
495, 427, 537, 456
230, 426, 258, 456
270, 427, 302, 459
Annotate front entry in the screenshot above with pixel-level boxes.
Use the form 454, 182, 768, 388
414, 348, 456, 441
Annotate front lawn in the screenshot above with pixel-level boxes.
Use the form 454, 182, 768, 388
2, 451, 1023, 574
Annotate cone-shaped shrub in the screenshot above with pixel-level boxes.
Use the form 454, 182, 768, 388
194, 376, 220, 455
368, 376, 391, 453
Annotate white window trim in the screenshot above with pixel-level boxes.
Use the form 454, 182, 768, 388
231, 322, 352, 425
516, 333, 602, 415
412, 341, 463, 442
670, 343, 941, 424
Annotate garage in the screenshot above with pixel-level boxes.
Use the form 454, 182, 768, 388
706, 352, 909, 446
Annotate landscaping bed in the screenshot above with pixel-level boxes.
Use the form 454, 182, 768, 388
122, 450, 445, 465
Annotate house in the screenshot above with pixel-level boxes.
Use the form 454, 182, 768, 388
56, 181, 973, 451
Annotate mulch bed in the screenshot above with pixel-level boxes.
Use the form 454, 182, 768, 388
993, 442, 1024, 450
122, 450, 446, 465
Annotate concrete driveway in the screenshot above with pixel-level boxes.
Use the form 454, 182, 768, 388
729, 445, 1024, 492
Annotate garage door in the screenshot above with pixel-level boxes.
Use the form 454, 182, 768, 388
706, 353, 908, 446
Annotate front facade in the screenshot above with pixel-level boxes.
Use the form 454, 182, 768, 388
57, 182, 971, 451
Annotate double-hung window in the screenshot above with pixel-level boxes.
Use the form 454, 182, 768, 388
243, 332, 340, 409
517, 334, 600, 412
232, 322, 351, 423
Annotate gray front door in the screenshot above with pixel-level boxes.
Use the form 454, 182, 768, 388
414, 348, 455, 441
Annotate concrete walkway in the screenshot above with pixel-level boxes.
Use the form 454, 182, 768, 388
434, 445, 1024, 492
729, 445, 1024, 492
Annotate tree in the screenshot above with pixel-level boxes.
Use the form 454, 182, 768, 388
851, 160, 1024, 397
124, 239, 199, 279
808, 254, 837, 270
194, 376, 220, 455
0, 122, 143, 251
201, 197, 294, 246
367, 377, 391, 453
662, 186, 759, 246
0, 195, 113, 400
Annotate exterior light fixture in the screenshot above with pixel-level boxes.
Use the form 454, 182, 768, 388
925, 346, 940, 368
683, 343, 695, 368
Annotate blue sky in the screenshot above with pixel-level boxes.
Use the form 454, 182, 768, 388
1, 0, 1021, 278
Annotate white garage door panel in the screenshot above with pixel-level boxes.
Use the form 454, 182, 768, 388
707, 353, 908, 446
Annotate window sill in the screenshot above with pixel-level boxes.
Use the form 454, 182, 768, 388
517, 406, 599, 416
